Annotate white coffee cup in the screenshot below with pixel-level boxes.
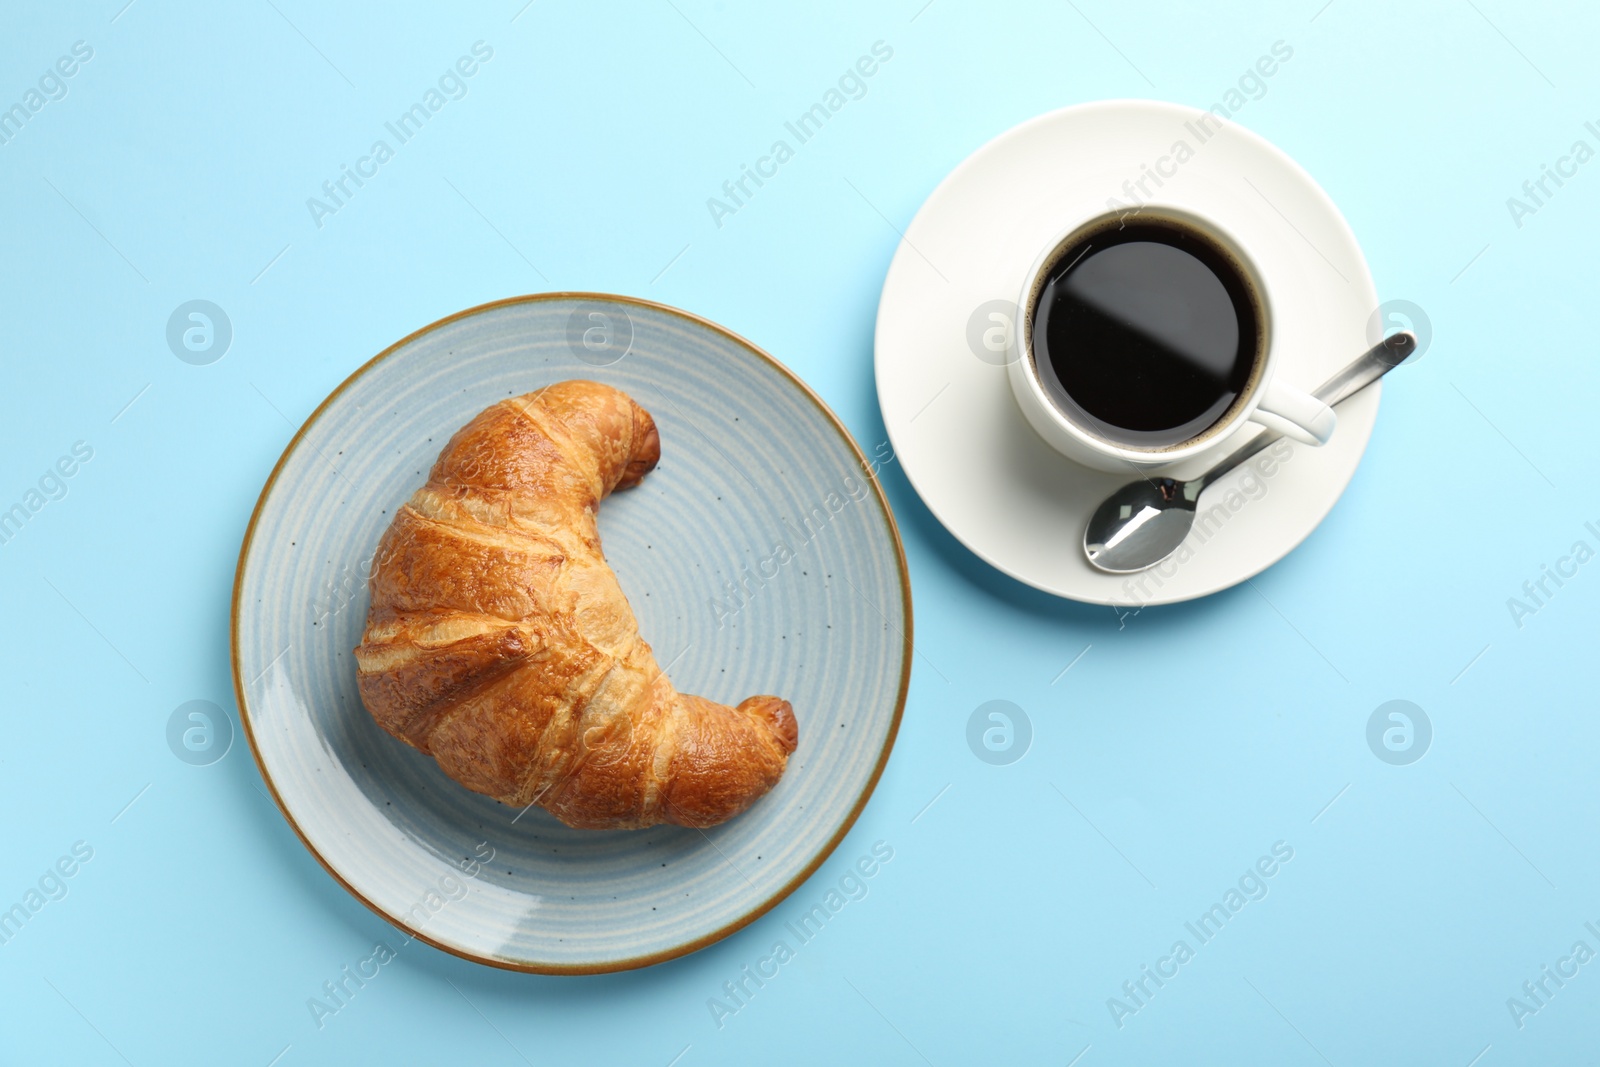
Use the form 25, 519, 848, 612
1007, 205, 1335, 473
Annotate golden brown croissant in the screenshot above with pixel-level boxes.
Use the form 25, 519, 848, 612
353, 380, 797, 830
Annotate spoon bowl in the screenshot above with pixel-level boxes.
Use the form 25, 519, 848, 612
1084, 477, 1196, 573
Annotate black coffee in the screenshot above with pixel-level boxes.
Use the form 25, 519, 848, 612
1030, 218, 1261, 450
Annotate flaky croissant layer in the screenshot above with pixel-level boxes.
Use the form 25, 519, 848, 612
353, 381, 797, 830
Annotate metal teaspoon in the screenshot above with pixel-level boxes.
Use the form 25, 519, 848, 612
1082, 331, 1417, 574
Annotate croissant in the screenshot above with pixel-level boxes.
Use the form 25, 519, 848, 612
353, 380, 797, 830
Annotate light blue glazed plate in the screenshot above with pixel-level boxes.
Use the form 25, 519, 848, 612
230, 294, 911, 974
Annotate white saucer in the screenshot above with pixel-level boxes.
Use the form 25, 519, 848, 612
873, 99, 1381, 606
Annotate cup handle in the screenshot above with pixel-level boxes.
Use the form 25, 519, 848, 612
1250, 379, 1337, 445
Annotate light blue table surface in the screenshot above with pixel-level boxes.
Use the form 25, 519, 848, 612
3, 1, 1596, 1063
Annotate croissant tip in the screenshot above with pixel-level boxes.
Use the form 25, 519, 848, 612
741, 696, 797, 755
617, 414, 661, 490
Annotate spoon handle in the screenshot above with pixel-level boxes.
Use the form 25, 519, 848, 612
1194, 331, 1416, 495
1314, 330, 1416, 408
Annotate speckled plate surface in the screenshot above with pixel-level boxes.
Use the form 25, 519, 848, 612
231, 294, 911, 973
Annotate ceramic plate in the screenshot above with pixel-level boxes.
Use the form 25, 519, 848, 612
875, 99, 1383, 604
232, 294, 910, 973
